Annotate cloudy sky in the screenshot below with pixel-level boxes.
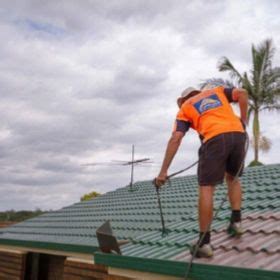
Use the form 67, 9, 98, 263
0, 0, 279, 211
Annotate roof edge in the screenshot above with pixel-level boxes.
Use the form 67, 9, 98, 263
94, 252, 280, 280
0, 238, 98, 255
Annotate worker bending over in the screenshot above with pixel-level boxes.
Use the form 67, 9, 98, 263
155, 85, 248, 257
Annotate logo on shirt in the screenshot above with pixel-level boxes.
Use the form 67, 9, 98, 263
194, 94, 222, 114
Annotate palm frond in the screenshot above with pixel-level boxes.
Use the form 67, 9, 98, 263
271, 87, 280, 97
243, 72, 254, 98
218, 57, 243, 85
260, 104, 280, 111
251, 39, 275, 100
265, 67, 280, 91
250, 134, 272, 153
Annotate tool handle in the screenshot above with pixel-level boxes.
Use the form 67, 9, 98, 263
156, 188, 166, 234
167, 160, 198, 179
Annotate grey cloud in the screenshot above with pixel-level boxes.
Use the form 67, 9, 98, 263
35, 159, 83, 174
104, 67, 167, 103
1, 0, 178, 31
1, 0, 228, 45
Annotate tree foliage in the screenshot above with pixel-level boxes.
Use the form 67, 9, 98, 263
0, 209, 46, 222
80, 191, 100, 202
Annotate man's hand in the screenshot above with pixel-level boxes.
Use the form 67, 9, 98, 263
154, 173, 168, 188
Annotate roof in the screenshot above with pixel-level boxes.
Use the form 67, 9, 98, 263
0, 164, 279, 279
0, 222, 16, 228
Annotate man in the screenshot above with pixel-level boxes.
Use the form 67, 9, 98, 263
154, 85, 248, 258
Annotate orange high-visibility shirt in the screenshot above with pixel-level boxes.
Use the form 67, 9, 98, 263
176, 86, 244, 142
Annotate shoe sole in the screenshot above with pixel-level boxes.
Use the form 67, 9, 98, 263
190, 245, 213, 258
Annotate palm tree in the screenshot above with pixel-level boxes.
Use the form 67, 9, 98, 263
202, 39, 280, 166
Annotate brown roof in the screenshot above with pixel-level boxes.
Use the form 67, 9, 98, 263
0, 222, 16, 229
172, 212, 280, 271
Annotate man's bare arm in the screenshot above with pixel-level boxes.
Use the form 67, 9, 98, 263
233, 88, 248, 126
155, 131, 184, 187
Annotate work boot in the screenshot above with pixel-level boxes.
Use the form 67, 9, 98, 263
190, 243, 213, 258
227, 222, 244, 237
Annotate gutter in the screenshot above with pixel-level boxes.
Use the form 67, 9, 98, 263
0, 238, 98, 255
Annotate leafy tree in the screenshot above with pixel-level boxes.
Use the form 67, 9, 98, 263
80, 191, 100, 202
202, 39, 280, 165
0, 209, 46, 222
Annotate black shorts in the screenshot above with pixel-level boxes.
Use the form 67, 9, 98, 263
198, 132, 246, 186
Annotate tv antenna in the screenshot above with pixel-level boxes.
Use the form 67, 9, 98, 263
82, 145, 155, 191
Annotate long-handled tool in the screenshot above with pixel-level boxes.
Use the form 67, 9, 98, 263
184, 133, 249, 279
153, 160, 199, 235
155, 187, 167, 236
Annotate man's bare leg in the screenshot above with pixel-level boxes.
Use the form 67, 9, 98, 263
226, 173, 243, 235
192, 185, 215, 257
226, 173, 242, 210
199, 186, 215, 232
197, 186, 215, 248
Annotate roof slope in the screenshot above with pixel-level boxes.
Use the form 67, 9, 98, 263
0, 164, 279, 274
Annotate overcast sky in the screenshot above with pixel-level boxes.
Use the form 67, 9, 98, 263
0, 0, 279, 211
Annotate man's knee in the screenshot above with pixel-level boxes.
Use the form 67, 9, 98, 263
199, 186, 215, 197
226, 173, 237, 183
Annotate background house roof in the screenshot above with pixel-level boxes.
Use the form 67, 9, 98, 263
0, 164, 279, 275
